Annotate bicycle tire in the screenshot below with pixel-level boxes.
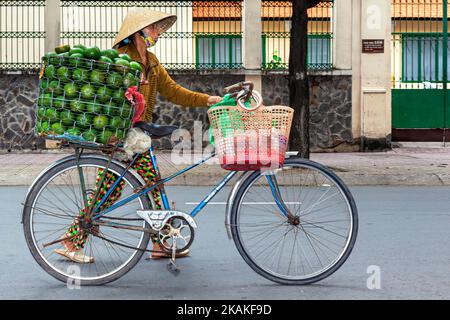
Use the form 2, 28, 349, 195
23, 155, 152, 286
230, 157, 358, 285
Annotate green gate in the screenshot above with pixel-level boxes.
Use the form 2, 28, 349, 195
391, 0, 450, 141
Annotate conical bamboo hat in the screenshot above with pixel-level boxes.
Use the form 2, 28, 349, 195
113, 9, 177, 48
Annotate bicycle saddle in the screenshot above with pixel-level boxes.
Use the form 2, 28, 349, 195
133, 122, 178, 139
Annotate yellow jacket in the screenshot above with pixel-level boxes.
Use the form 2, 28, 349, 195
117, 42, 210, 122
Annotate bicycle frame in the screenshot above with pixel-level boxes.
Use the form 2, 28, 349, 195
90, 146, 290, 222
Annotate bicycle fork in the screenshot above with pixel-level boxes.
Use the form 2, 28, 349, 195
266, 174, 300, 226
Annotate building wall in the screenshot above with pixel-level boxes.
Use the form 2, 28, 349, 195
0, 73, 354, 151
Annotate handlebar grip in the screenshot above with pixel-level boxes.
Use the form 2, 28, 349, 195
224, 81, 254, 94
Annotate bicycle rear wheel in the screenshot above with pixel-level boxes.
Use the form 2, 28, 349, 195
230, 158, 358, 285
23, 155, 152, 286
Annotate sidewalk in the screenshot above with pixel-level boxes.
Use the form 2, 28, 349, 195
1, 147, 450, 186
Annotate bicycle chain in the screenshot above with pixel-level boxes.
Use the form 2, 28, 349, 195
86, 230, 167, 254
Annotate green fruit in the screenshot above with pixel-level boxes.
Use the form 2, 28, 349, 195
45, 108, 58, 121
90, 70, 105, 84
123, 118, 132, 129
98, 56, 114, 70
50, 122, 65, 135
112, 88, 126, 102
37, 107, 46, 118
129, 61, 142, 73
63, 82, 78, 98
48, 80, 63, 95
120, 105, 133, 118
93, 115, 109, 130
114, 129, 126, 139
85, 101, 102, 114
118, 53, 132, 62
57, 52, 71, 66
55, 44, 71, 54
123, 73, 139, 88
82, 130, 97, 142
84, 46, 101, 60
39, 79, 49, 91
96, 85, 112, 102
43, 52, 58, 64
114, 58, 131, 73
66, 128, 81, 137
68, 53, 85, 68
80, 84, 95, 100
72, 68, 89, 82
70, 100, 85, 113
101, 49, 119, 61
53, 96, 67, 109
103, 101, 119, 116
60, 110, 75, 125
107, 72, 123, 87
109, 116, 124, 129
76, 113, 92, 128
44, 65, 56, 79
39, 93, 53, 107
38, 120, 51, 133
69, 48, 84, 56
97, 130, 114, 145
56, 66, 70, 80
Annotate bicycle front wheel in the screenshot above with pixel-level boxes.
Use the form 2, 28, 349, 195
23, 155, 152, 286
230, 158, 358, 285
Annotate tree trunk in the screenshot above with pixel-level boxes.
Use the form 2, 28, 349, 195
288, 0, 321, 159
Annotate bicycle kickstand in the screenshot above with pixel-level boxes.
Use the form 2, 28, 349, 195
167, 238, 180, 276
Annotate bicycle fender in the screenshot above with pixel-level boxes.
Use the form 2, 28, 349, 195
224, 171, 253, 240
21, 153, 149, 223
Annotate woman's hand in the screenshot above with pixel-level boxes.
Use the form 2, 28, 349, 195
207, 96, 222, 107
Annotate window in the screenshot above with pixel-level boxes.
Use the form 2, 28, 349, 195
308, 35, 332, 68
196, 35, 242, 69
402, 34, 450, 83
262, 34, 332, 70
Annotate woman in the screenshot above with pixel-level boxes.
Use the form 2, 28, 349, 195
55, 9, 221, 263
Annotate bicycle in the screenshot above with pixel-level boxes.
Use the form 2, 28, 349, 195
22, 82, 358, 286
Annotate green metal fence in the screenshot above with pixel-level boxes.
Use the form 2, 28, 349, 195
262, 0, 334, 71
0, 1, 46, 72
0, 0, 334, 72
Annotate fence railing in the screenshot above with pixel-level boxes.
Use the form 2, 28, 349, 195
0, 0, 334, 73
0, 1, 46, 72
262, 0, 334, 71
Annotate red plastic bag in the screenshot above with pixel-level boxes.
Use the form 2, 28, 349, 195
125, 86, 145, 126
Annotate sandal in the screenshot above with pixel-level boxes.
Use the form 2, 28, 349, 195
54, 248, 94, 264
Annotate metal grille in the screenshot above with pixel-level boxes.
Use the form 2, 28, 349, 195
0, 1, 46, 72
262, 0, 334, 71
0, 0, 334, 72
60, 0, 243, 70
391, 0, 448, 89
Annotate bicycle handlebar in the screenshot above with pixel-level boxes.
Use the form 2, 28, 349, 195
223, 81, 254, 94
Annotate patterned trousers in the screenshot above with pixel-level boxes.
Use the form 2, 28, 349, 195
66, 152, 162, 250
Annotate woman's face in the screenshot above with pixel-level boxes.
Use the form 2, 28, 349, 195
142, 24, 161, 42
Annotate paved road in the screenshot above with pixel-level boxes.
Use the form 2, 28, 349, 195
2, 186, 450, 300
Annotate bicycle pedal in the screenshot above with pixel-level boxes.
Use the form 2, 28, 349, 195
167, 260, 180, 276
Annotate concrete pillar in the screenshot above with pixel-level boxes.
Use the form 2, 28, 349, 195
333, 0, 352, 70
242, 0, 262, 93
44, 0, 61, 52
352, 0, 392, 150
